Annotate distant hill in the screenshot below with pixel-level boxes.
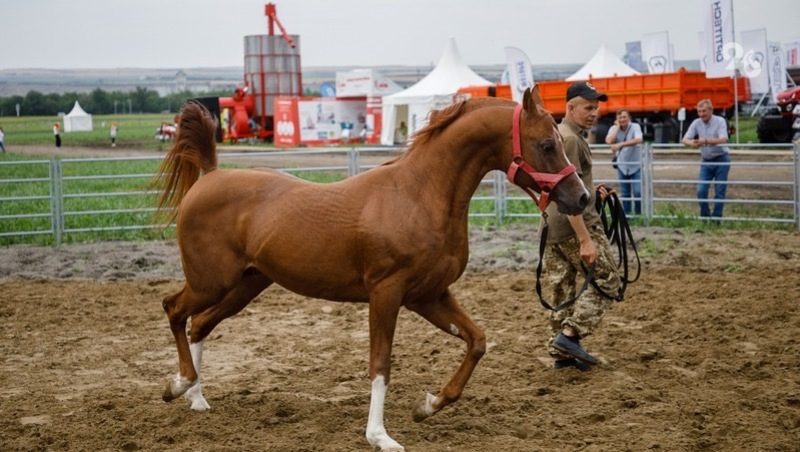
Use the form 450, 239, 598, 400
0, 61, 700, 97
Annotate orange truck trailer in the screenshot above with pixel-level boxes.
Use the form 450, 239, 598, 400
458, 68, 749, 143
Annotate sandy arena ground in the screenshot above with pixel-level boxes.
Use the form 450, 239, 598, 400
1, 223, 799, 451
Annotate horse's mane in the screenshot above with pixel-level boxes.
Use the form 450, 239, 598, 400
409, 101, 469, 149
381, 97, 516, 166
412, 97, 518, 148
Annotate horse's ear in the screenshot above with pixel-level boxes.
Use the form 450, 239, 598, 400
522, 85, 544, 116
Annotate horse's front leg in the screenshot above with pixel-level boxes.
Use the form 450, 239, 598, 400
365, 283, 405, 452
406, 289, 486, 421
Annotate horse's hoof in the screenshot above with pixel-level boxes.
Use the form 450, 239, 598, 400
412, 392, 438, 422
162, 374, 195, 402
162, 382, 177, 402
189, 398, 211, 411
185, 385, 211, 411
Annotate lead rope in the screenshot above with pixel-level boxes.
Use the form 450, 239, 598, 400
593, 190, 641, 301
534, 213, 596, 312
535, 189, 641, 311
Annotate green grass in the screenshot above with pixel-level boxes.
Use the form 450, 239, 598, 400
732, 116, 759, 144
0, 113, 177, 150
0, 154, 170, 245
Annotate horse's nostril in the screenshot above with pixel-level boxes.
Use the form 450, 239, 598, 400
579, 192, 589, 208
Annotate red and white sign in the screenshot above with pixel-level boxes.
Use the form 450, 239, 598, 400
274, 97, 367, 147
274, 97, 300, 147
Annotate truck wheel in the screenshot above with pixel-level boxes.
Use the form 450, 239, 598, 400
757, 116, 793, 143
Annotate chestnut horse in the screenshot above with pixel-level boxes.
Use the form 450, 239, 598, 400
156, 87, 588, 451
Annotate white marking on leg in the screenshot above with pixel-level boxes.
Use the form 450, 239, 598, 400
168, 373, 195, 398
419, 392, 439, 418
365, 375, 405, 451
449, 323, 460, 336
184, 340, 210, 411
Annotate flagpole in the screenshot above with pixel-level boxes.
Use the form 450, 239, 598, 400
734, 71, 740, 143
732, 0, 740, 143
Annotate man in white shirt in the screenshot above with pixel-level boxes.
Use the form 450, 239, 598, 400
682, 99, 731, 219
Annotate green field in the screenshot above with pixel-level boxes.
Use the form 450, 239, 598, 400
0, 113, 762, 149
0, 113, 177, 150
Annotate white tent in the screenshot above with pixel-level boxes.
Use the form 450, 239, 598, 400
566, 45, 640, 81
380, 38, 492, 145
63, 101, 93, 132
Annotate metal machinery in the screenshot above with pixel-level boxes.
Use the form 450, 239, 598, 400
217, 3, 302, 142
757, 86, 800, 143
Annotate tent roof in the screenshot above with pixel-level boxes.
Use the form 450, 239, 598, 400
385, 38, 492, 101
66, 101, 91, 117
565, 45, 640, 81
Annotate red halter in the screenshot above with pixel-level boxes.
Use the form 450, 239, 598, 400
506, 104, 577, 212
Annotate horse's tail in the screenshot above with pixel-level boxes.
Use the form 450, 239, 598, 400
154, 102, 218, 220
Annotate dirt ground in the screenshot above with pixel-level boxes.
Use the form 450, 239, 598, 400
2, 223, 799, 452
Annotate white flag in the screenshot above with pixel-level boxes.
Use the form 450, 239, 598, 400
703, 0, 735, 78
504, 47, 534, 104
740, 29, 770, 94
786, 41, 800, 66
767, 41, 788, 102
641, 31, 672, 74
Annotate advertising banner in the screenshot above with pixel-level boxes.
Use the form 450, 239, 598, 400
504, 47, 534, 104
273, 97, 300, 147
624, 41, 646, 73
298, 99, 366, 144
768, 41, 788, 102
703, 0, 735, 79
740, 29, 770, 94
641, 31, 673, 74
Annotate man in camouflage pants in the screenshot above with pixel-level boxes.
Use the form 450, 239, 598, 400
541, 81, 622, 371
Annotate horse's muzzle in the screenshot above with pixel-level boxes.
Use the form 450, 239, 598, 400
554, 186, 590, 215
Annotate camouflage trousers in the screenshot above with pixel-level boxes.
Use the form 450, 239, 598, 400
542, 225, 622, 357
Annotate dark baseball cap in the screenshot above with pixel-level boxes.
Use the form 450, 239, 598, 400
566, 81, 608, 102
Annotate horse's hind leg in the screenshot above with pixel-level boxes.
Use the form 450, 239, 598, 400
181, 271, 272, 411
161, 284, 223, 402
406, 289, 486, 421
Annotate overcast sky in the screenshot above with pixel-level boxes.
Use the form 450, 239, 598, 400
2, 0, 798, 69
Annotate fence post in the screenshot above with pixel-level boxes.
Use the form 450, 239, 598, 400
493, 170, 506, 224
347, 147, 360, 177
794, 141, 800, 232
50, 157, 63, 245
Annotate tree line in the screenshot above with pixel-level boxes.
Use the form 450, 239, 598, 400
0, 87, 233, 117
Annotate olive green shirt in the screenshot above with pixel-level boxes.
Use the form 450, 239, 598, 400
544, 118, 601, 244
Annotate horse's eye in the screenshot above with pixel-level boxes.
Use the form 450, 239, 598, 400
540, 139, 556, 152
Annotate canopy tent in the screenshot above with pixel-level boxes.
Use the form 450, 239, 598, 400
565, 45, 640, 81
380, 38, 492, 145
63, 101, 93, 132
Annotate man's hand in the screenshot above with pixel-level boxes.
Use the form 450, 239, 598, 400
610, 143, 622, 152
596, 184, 614, 202
579, 237, 597, 266
688, 139, 701, 148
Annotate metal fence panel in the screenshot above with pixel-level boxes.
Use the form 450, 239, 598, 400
1, 142, 798, 245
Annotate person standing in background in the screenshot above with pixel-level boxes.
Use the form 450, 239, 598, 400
110, 122, 118, 148
53, 123, 61, 148
0, 126, 6, 153
682, 99, 731, 220
605, 109, 643, 215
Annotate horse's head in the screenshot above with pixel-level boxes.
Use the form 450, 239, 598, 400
508, 86, 589, 215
